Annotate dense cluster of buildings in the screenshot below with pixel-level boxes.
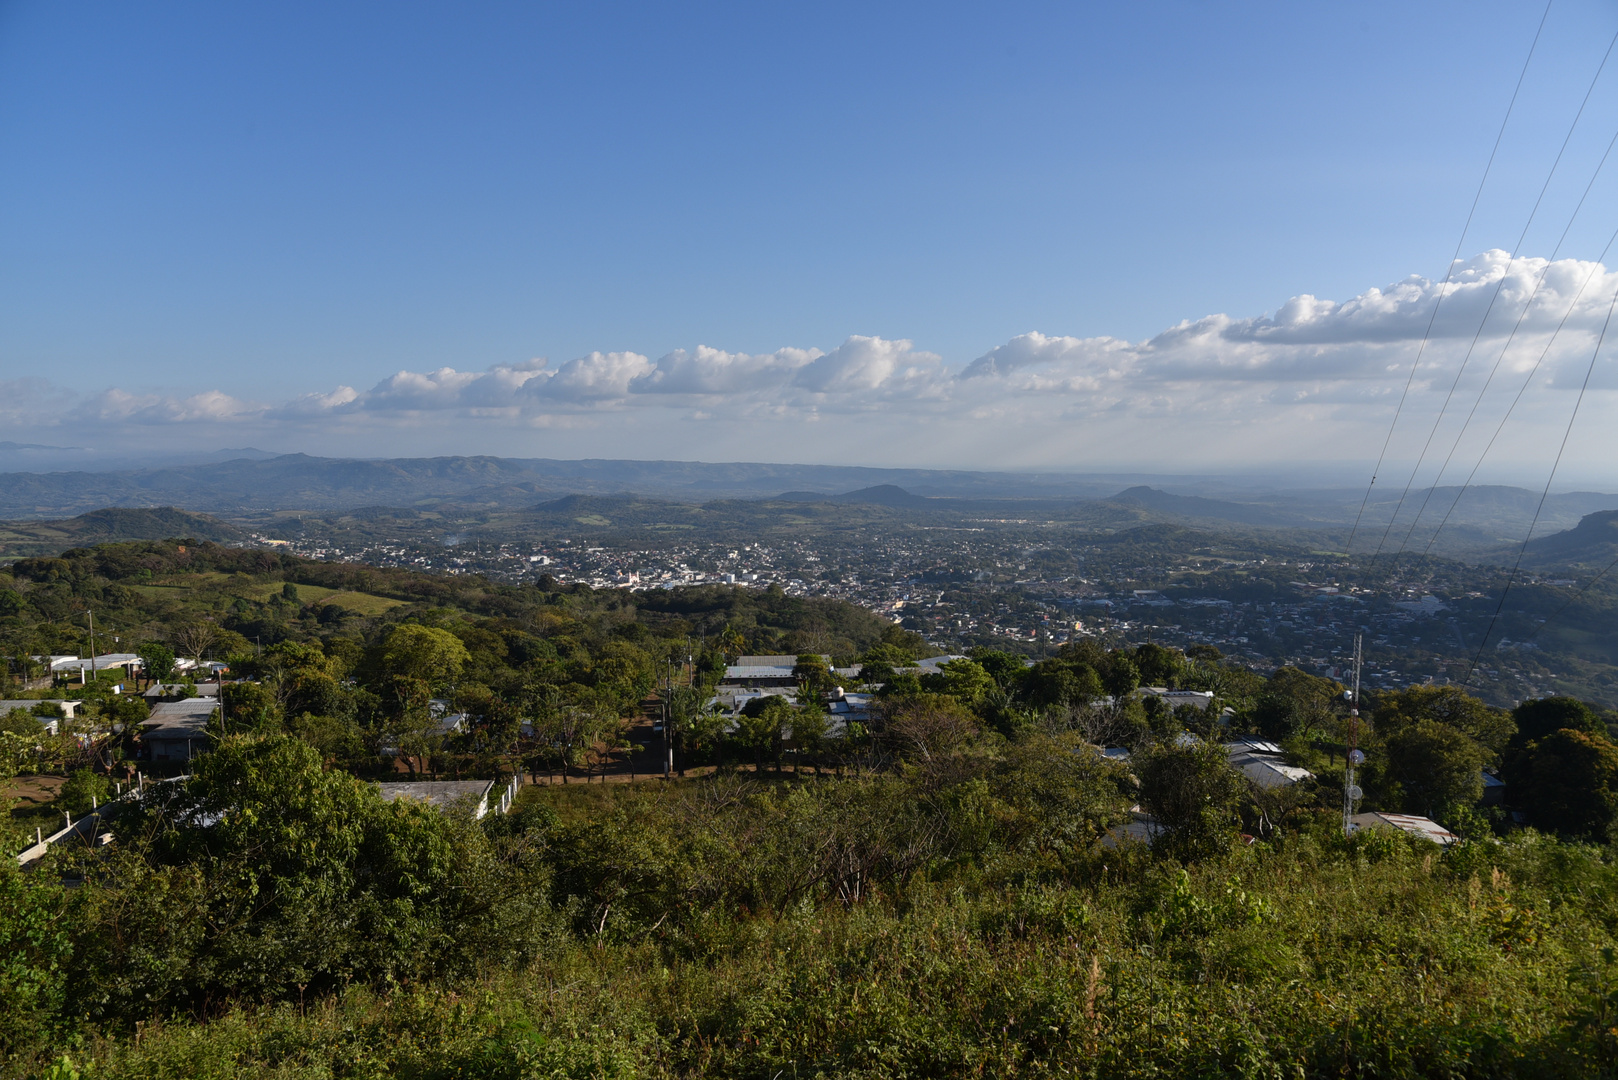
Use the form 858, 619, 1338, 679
271, 524, 1577, 707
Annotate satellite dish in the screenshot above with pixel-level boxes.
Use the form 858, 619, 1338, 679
1346, 785, 1363, 801
1348, 749, 1365, 766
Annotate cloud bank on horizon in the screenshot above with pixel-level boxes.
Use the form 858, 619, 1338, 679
11, 251, 1618, 479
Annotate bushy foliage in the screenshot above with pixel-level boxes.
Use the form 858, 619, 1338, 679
11, 798, 1618, 1078
1385, 718, 1489, 818
1376, 684, 1517, 753
57, 768, 110, 814
67, 735, 554, 1022
1505, 727, 1618, 842
0, 865, 71, 1055
1513, 695, 1607, 746
1250, 665, 1341, 740
1135, 738, 1245, 859
8, 542, 1618, 1076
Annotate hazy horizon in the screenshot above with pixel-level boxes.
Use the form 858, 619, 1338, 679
0, 444, 1613, 500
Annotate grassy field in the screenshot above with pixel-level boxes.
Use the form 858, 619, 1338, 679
130, 584, 194, 597
126, 577, 405, 616
318, 590, 407, 615
231, 581, 405, 614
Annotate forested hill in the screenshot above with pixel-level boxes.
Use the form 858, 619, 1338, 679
0, 537, 911, 666
0, 506, 244, 559
1525, 509, 1618, 566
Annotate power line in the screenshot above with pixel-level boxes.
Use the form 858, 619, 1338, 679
1408, 119, 1618, 556
1421, 220, 1618, 555
1463, 275, 1618, 685
1343, 0, 1554, 557
1521, 551, 1618, 646
1377, 27, 1618, 560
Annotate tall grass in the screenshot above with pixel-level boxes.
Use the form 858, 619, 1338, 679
31, 822, 1618, 1079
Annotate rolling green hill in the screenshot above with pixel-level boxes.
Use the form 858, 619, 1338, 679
1525, 509, 1618, 567
0, 506, 246, 560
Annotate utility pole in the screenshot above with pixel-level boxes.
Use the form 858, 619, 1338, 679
662, 656, 673, 779
1343, 634, 1364, 836
86, 609, 98, 684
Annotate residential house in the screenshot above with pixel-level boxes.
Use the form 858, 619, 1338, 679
720, 655, 847, 690
139, 697, 218, 761
377, 779, 494, 819
1349, 812, 1459, 846
58, 653, 143, 681
1224, 738, 1314, 789
1139, 687, 1216, 711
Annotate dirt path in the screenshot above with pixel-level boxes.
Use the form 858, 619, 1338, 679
5, 773, 64, 812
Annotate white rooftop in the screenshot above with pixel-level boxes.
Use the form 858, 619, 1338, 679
1350, 812, 1459, 846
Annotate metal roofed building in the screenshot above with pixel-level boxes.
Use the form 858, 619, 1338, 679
1140, 687, 1216, 711
377, 779, 494, 818
429, 698, 470, 736
57, 653, 143, 677
819, 689, 873, 739
721, 655, 828, 688
145, 682, 221, 702
1350, 812, 1459, 846
1224, 739, 1314, 789
709, 688, 785, 713
139, 697, 219, 761
1117, 737, 1314, 790
911, 655, 969, 675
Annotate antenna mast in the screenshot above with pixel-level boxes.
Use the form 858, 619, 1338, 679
1343, 633, 1365, 835
87, 609, 98, 684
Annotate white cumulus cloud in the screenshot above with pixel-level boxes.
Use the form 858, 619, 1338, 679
629, 345, 820, 394
11, 251, 1617, 477
76, 388, 258, 424
792, 336, 946, 396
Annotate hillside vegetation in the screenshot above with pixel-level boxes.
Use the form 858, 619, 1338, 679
2, 540, 1617, 1077
0, 507, 244, 560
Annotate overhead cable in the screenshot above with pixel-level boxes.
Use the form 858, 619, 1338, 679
1463, 275, 1618, 684
1343, 0, 1554, 556
1409, 119, 1618, 556
1520, 552, 1618, 647
1422, 219, 1618, 555
1375, 26, 1618, 560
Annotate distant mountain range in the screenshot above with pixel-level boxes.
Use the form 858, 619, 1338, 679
778, 480, 1618, 544
0, 454, 1610, 564
0, 441, 80, 452
778, 484, 941, 509
0, 454, 1199, 517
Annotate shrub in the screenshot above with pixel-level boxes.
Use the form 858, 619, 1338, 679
58, 768, 111, 814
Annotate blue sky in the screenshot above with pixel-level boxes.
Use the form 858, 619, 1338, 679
3, 0, 1618, 483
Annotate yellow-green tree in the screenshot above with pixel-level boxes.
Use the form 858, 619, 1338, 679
375, 625, 471, 695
